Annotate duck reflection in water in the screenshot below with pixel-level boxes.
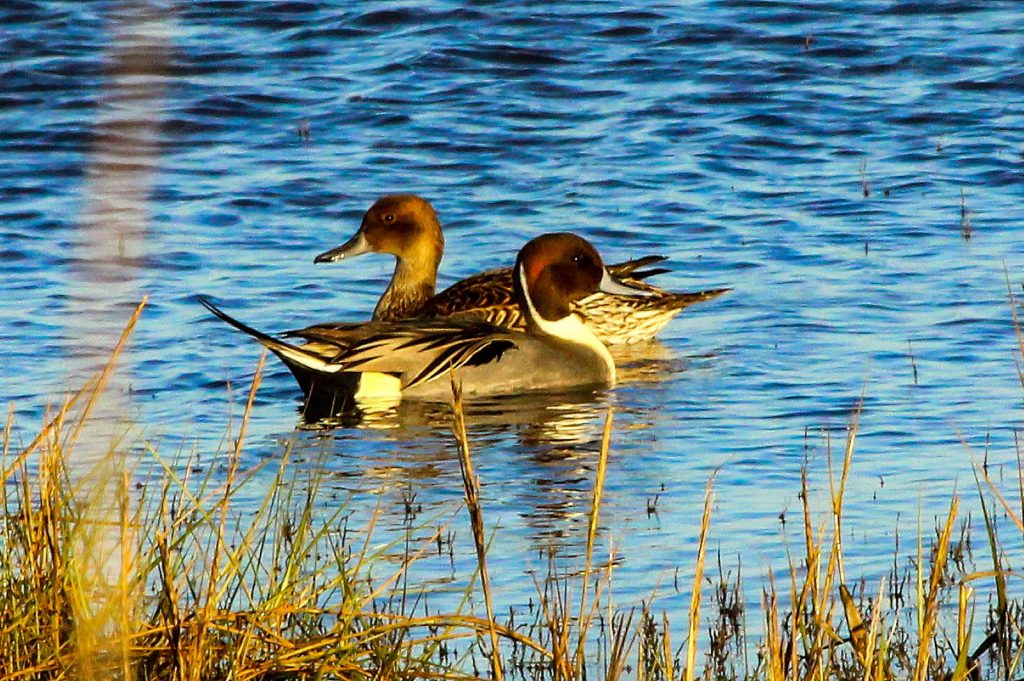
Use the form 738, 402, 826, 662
300, 385, 669, 558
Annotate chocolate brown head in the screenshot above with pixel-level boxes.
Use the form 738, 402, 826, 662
515, 233, 641, 322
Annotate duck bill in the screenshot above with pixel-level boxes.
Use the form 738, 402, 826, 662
314, 231, 372, 264
598, 268, 655, 297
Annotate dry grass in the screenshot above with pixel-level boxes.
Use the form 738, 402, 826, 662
3, 299, 1024, 680
0, 302, 542, 680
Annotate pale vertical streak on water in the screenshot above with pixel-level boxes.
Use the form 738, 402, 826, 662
63, 1, 171, 667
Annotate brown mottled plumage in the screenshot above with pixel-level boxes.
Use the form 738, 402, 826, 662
315, 195, 730, 344
419, 260, 731, 345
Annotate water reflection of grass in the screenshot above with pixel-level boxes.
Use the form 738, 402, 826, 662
2, 301, 1023, 680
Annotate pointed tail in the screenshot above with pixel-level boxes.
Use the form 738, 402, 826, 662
664, 287, 732, 309
197, 295, 336, 374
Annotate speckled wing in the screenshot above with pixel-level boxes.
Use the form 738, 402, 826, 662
412, 254, 728, 344
418, 266, 524, 328
418, 256, 671, 330
575, 284, 732, 345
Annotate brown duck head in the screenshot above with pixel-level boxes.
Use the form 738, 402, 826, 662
513, 233, 650, 325
314, 194, 444, 273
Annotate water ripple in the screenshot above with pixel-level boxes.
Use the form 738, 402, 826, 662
4, 0, 1024, 632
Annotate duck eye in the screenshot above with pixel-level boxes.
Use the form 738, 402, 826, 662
383, 214, 395, 223
571, 253, 583, 264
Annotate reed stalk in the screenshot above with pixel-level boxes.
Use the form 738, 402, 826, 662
450, 380, 504, 681
684, 475, 714, 681
573, 407, 614, 676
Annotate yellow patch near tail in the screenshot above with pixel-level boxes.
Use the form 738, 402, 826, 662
354, 371, 403, 412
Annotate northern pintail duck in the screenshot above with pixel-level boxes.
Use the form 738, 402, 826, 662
200, 233, 650, 406
314, 195, 730, 345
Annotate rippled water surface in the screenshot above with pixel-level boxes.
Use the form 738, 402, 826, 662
4, 0, 1024, 645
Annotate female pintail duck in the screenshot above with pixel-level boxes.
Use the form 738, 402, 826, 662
314, 194, 730, 345
200, 233, 652, 406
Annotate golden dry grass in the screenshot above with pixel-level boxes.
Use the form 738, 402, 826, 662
2, 299, 1024, 680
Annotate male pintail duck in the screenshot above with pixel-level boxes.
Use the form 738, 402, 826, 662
200, 233, 652, 408
314, 194, 730, 345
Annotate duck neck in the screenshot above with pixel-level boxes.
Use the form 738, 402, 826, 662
517, 265, 615, 383
373, 252, 440, 321
528, 313, 616, 383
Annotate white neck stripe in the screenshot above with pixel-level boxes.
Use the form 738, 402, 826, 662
517, 263, 544, 325
517, 264, 616, 382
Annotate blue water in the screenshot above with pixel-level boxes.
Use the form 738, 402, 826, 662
3, 0, 1024, 649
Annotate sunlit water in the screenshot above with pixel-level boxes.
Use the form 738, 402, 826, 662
3, 0, 1024, 650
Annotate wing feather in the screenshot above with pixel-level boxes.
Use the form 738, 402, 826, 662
326, 321, 518, 388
